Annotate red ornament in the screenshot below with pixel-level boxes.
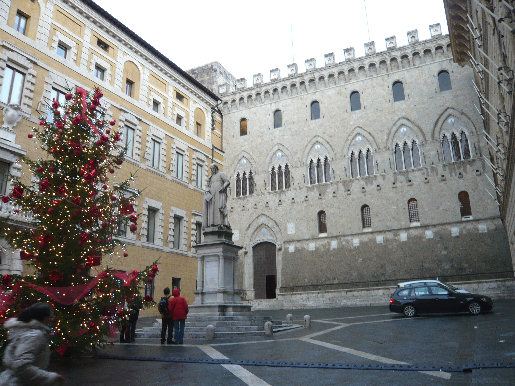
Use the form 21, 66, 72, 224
2, 274, 12, 288
39, 120, 46, 126
129, 224, 137, 233
129, 214, 138, 223
109, 169, 114, 174
39, 179, 51, 191
86, 255, 101, 266
49, 270, 63, 283
102, 185, 108, 190
56, 186, 67, 196
79, 232, 91, 245
52, 100, 59, 109
1, 196, 10, 203
49, 165, 56, 173
105, 129, 110, 134
123, 252, 128, 257
121, 204, 135, 215
101, 222, 108, 228
47, 208, 54, 214
27, 133, 33, 138
11, 185, 24, 199
144, 294, 153, 302
19, 250, 34, 260
109, 120, 116, 126
65, 93, 72, 100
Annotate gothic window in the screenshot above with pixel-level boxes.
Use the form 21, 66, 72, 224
408, 198, 420, 223
309, 160, 316, 185
438, 70, 452, 91
318, 210, 327, 234
411, 141, 421, 168
458, 191, 472, 217
392, 81, 405, 102
242, 172, 248, 196
324, 157, 331, 182
350, 91, 361, 111
394, 143, 403, 171
451, 133, 461, 161
277, 165, 283, 190
284, 164, 291, 189
350, 151, 358, 178
273, 109, 282, 128
270, 167, 277, 191
460, 131, 471, 160
248, 171, 254, 195
403, 142, 413, 169
366, 149, 374, 175
441, 135, 452, 163
361, 205, 371, 229
316, 158, 323, 183
240, 118, 247, 136
235, 173, 241, 197
311, 101, 320, 120
358, 150, 366, 177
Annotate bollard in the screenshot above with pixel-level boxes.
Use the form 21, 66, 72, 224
264, 321, 273, 336
206, 324, 215, 340
286, 314, 293, 324
304, 315, 311, 328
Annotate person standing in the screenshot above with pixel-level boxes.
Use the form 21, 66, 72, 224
128, 294, 142, 343
159, 287, 173, 344
0, 302, 64, 384
169, 288, 188, 344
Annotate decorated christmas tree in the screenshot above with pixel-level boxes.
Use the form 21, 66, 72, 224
0, 87, 158, 354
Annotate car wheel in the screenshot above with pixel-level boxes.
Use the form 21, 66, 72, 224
403, 305, 416, 317
468, 301, 481, 315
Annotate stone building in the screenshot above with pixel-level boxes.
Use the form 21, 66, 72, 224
200, 25, 514, 308
444, 0, 515, 280
0, 0, 223, 313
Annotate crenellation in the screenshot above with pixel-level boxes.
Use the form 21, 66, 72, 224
385, 35, 397, 50
324, 53, 335, 66
407, 29, 419, 44
305, 58, 316, 71
270, 68, 280, 81
343, 47, 355, 61
253, 73, 263, 86
287, 63, 298, 76
236, 78, 247, 90
429, 23, 442, 37
364, 41, 376, 55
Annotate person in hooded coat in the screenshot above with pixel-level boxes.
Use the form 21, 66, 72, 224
168, 288, 188, 344
0, 302, 63, 385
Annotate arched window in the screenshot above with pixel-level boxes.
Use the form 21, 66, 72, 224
324, 157, 331, 182
441, 135, 452, 163
242, 172, 248, 196
273, 109, 282, 128
311, 101, 320, 120
318, 210, 327, 234
403, 142, 413, 169
277, 165, 283, 190
284, 164, 291, 189
392, 81, 405, 102
361, 205, 371, 228
451, 133, 461, 161
412, 141, 421, 168
408, 198, 420, 223
350, 91, 361, 111
248, 171, 254, 195
350, 151, 358, 178
270, 167, 277, 191
458, 191, 472, 217
438, 70, 452, 91
240, 118, 247, 136
366, 149, 374, 175
316, 158, 323, 183
236, 173, 241, 197
394, 143, 403, 171
309, 160, 316, 185
358, 150, 366, 177
460, 131, 471, 160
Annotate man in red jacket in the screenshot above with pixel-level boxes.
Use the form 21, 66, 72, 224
169, 288, 188, 344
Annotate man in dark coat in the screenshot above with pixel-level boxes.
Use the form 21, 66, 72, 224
160, 287, 173, 344
169, 288, 188, 344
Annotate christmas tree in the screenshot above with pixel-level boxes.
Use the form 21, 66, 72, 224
0, 87, 158, 354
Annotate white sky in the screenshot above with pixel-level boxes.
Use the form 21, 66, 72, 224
94, 0, 449, 83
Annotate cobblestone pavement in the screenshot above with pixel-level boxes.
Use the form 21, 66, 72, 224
51, 300, 515, 385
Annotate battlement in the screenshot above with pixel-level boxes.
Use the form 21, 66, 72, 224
218, 24, 447, 98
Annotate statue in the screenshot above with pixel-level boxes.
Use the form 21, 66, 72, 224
202, 164, 230, 229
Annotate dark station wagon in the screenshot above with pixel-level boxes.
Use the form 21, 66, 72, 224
389, 281, 493, 317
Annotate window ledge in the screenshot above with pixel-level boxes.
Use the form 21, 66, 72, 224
461, 216, 473, 221
410, 222, 421, 227
318, 233, 327, 238
362, 228, 372, 232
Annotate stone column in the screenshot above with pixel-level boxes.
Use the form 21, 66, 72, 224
218, 254, 225, 289
197, 256, 203, 291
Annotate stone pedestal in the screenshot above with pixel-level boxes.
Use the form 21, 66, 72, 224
191, 226, 251, 316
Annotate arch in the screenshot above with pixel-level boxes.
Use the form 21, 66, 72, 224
303, 135, 335, 163
387, 117, 426, 150
392, 81, 405, 102
122, 60, 141, 99
361, 204, 371, 228
267, 143, 293, 167
252, 242, 277, 299
310, 100, 320, 120
232, 150, 257, 176
438, 70, 452, 91
318, 210, 327, 234
194, 107, 206, 139
407, 198, 420, 223
273, 109, 282, 128
458, 191, 472, 217
239, 118, 247, 136
350, 91, 361, 111
432, 107, 478, 141
245, 214, 282, 247
343, 126, 379, 155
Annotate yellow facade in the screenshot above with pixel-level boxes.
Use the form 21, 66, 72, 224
0, 0, 223, 316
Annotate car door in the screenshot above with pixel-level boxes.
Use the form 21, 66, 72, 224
412, 286, 433, 313
428, 285, 462, 313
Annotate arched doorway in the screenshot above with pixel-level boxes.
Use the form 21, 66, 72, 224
252, 242, 277, 299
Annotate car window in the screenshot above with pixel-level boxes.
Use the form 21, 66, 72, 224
397, 289, 410, 297
429, 286, 449, 295
413, 286, 430, 296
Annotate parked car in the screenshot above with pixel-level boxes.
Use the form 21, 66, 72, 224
389, 281, 493, 317
397, 279, 470, 294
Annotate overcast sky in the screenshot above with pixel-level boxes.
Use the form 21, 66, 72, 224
94, 0, 448, 83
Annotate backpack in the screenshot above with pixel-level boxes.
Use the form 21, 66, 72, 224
158, 296, 169, 317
